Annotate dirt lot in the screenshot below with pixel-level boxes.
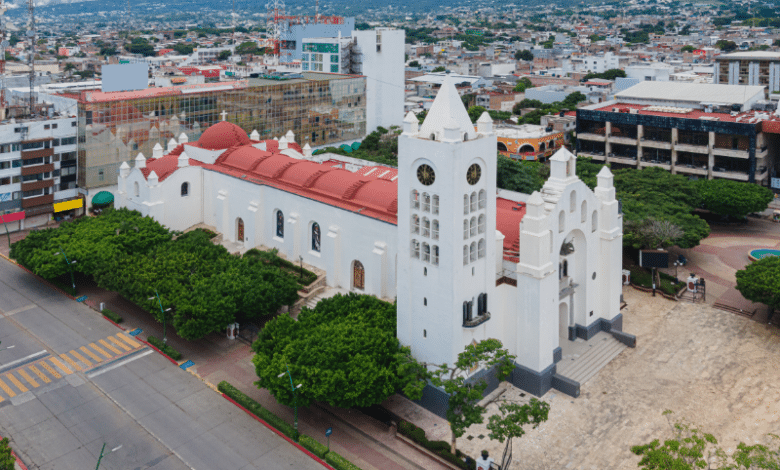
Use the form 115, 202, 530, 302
441, 287, 780, 470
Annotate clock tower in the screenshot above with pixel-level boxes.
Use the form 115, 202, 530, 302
397, 77, 500, 369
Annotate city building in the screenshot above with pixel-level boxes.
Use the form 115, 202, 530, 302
714, 51, 780, 93
279, 18, 355, 64
576, 82, 772, 184
41, 73, 367, 197
0, 111, 82, 232
495, 124, 565, 161
118, 78, 627, 406
302, 29, 405, 133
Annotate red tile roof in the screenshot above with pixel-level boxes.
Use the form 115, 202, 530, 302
591, 102, 780, 125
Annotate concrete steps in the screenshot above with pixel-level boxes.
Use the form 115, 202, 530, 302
304, 292, 327, 310
556, 335, 627, 385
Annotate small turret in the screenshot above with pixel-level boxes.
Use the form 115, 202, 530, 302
135, 153, 146, 169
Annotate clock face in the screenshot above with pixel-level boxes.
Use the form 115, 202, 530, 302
417, 164, 435, 186
467, 164, 481, 185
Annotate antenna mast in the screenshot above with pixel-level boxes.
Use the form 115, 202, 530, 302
27, 0, 34, 116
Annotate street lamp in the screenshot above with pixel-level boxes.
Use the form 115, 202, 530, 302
95, 443, 122, 470
148, 290, 172, 344
54, 245, 77, 291
673, 261, 681, 282
278, 364, 302, 441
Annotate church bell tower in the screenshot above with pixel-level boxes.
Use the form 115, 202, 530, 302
396, 77, 500, 368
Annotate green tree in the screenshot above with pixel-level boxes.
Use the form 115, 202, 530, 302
514, 49, 534, 61
496, 155, 548, 193
716, 39, 738, 52
486, 399, 550, 444
696, 179, 773, 219
252, 293, 400, 408
217, 50, 231, 61
398, 339, 524, 454
173, 42, 195, 55
0, 438, 14, 470
736, 256, 780, 316
513, 77, 533, 92
432, 65, 446, 72
468, 105, 487, 123
99, 45, 118, 56
408, 60, 420, 67
681, 44, 695, 52
125, 42, 156, 56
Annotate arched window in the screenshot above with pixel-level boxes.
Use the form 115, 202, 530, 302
411, 214, 420, 234
311, 222, 321, 252
432, 245, 439, 266
464, 194, 469, 215
353, 261, 365, 290
237, 218, 244, 241
432, 220, 439, 240
581, 200, 588, 223
470, 192, 477, 212
558, 210, 565, 233
411, 239, 420, 259
422, 217, 431, 237
422, 242, 431, 262
570, 190, 576, 213
519, 144, 535, 154
539, 142, 546, 152
562, 259, 568, 277
432, 195, 439, 215
422, 192, 431, 212
181, 182, 189, 197
470, 242, 477, 262
558, 262, 562, 280
470, 217, 477, 237
478, 238, 486, 259
463, 245, 469, 266
497, 142, 509, 152
276, 210, 284, 238
134, 181, 139, 197
478, 214, 486, 234
411, 189, 420, 209
478, 190, 486, 209
464, 220, 469, 240
592, 210, 598, 233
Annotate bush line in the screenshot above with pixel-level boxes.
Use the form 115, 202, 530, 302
147, 335, 183, 361
398, 420, 475, 470
216, 381, 364, 470
101, 308, 123, 324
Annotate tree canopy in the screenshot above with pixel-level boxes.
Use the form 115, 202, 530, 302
513, 77, 534, 92
252, 293, 400, 409
695, 179, 773, 219
496, 155, 549, 194
736, 256, 780, 313
514, 49, 534, 61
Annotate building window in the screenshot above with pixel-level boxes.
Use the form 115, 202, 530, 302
463, 219, 469, 240
470, 192, 477, 212
331, 64, 339, 73
432, 219, 439, 240
478, 239, 486, 259
276, 210, 284, 238
478, 190, 486, 209
432, 245, 439, 266
411, 189, 420, 209
422, 217, 430, 237
581, 200, 587, 223
181, 182, 189, 196
470, 217, 477, 237
432, 195, 439, 214
353, 261, 365, 290
478, 214, 485, 234
312, 222, 321, 252
302, 62, 310, 71
559, 211, 565, 233
422, 243, 430, 262
570, 190, 577, 213
470, 242, 477, 262
592, 211, 598, 233
98, 169, 104, 181
422, 192, 430, 212
464, 194, 469, 215
411, 239, 420, 258
463, 245, 469, 265
411, 214, 420, 234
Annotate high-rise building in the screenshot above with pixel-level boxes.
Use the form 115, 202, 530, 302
279, 18, 355, 63
715, 51, 780, 93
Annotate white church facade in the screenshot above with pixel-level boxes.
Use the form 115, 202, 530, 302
117, 78, 631, 405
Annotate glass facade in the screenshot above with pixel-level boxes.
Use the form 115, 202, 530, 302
76, 74, 366, 189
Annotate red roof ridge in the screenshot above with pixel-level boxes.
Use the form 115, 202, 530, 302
302, 169, 329, 188
343, 179, 369, 200
272, 160, 297, 179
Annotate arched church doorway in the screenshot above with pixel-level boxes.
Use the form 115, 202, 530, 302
237, 217, 244, 242
352, 261, 365, 291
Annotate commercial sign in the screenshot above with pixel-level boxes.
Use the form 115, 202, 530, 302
0, 211, 25, 223
53, 198, 83, 213
771, 178, 780, 189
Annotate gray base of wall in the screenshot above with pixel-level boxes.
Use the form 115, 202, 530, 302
409, 364, 503, 419
553, 347, 562, 363
551, 373, 580, 398
510, 362, 555, 397
574, 313, 628, 340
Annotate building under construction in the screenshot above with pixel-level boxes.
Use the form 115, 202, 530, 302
278, 17, 355, 64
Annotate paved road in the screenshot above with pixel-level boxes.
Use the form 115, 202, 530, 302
0, 258, 324, 470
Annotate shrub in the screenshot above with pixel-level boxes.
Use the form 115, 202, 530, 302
397, 420, 473, 469
101, 308, 123, 323
629, 267, 683, 296
217, 381, 299, 441
325, 451, 365, 470
298, 434, 329, 458
146, 335, 183, 361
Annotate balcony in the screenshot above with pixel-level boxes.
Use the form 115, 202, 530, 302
712, 168, 749, 181
20, 148, 54, 160
21, 194, 54, 209
712, 147, 749, 159
639, 139, 671, 150
608, 135, 636, 145
675, 164, 708, 176
21, 179, 54, 192
579, 152, 606, 161
640, 160, 672, 170
607, 154, 637, 164
674, 143, 709, 154
21, 163, 54, 176
578, 132, 606, 142
463, 311, 490, 328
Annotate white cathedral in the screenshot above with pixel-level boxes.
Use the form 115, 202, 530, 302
117, 78, 627, 405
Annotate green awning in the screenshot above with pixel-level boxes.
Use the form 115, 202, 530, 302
91, 191, 114, 206
339, 144, 353, 153
351, 141, 361, 150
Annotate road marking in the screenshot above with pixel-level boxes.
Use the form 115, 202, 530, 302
0, 304, 36, 317
70, 350, 92, 368
27, 365, 51, 384
0, 350, 49, 375
107, 336, 132, 352
79, 346, 102, 363
60, 354, 82, 371
99, 339, 121, 355
48, 357, 72, 375
0, 378, 16, 398
16, 369, 38, 388
39, 361, 62, 379
88, 342, 112, 359
87, 349, 152, 379
5, 373, 28, 393
116, 333, 141, 349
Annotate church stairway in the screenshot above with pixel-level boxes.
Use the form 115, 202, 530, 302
555, 332, 627, 386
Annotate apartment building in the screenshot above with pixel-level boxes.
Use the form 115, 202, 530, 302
576, 82, 771, 185
714, 51, 780, 92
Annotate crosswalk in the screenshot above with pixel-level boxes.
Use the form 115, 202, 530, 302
0, 333, 143, 402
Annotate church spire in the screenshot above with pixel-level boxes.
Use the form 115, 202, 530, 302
419, 75, 475, 142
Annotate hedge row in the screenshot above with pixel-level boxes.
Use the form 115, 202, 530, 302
147, 335, 183, 361
629, 267, 684, 296
101, 308, 123, 324
398, 420, 475, 470
216, 381, 365, 470
244, 248, 317, 286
